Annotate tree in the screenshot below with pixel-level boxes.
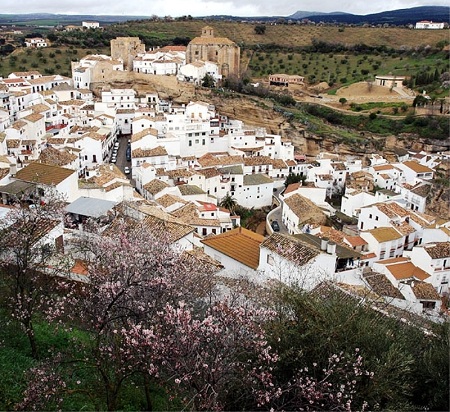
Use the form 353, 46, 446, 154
127, 300, 278, 410
64, 219, 220, 410
201, 73, 215, 88
0, 192, 71, 359
284, 172, 305, 188
219, 192, 237, 215
339, 97, 347, 106
254, 25, 266, 35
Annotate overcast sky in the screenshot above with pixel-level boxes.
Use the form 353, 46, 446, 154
1, 0, 448, 17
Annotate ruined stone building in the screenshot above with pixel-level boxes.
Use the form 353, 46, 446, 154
111, 37, 146, 71
186, 26, 240, 78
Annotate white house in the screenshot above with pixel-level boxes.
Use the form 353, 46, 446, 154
282, 193, 327, 235
394, 160, 434, 183
25, 38, 47, 48
14, 162, 79, 202
404, 242, 450, 295
258, 232, 337, 289
360, 227, 405, 262
415, 21, 445, 29
82, 21, 100, 29
201, 227, 265, 278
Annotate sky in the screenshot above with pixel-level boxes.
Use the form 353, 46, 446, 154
0, 0, 448, 17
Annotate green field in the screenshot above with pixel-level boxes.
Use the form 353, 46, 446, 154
0, 46, 109, 79
247, 50, 448, 87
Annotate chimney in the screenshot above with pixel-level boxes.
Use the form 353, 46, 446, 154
9, 163, 17, 177
327, 242, 337, 255
320, 237, 329, 251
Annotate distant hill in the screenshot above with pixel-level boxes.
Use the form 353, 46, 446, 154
0, 13, 148, 25
288, 11, 349, 20
291, 6, 450, 25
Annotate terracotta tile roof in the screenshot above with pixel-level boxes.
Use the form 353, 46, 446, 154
272, 159, 288, 169
132, 146, 168, 158
178, 184, 205, 196
361, 252, 377, 260
59, 99, 85, 106
159, 45, 187, 52
143, 179, 169, 195
22, 113, 43, 123
182, 247, 223, 271
156, 193, 187, 209
69, 259, 88, 277
79, 164, 128, 188
294, 233, 361, 259
7, 218, 60, 247
197, 153, 243, 168
31, 103, 51, 113
243, 156, 273, 166
195, 167, 220, 178
0, 168, 10, 180
243, 174, 273, 185
366, 227, 403, 242
345, 235, 368, 247
261, 233, 319, 265
332, 162, 346, 171
317, 226, 346, 246
10, 70, 41, 77
190, 36, 236, 46
402, 160, 434, 174
284, 193, 327, 226
373, 164, 394, 171
6, 139, 20, 148
132, 127, 158, 142
412, 281, 440, 300
284, 183, 301, 195
410, 182, 432, 197
11, 120, 27, 130
385, 262, 430, 281
83, 131, 106, 142
363, 270, 405, 299
15, 162, 74, 185
172, 202, 221, 227
166, 169, 193, 179
377, 257, 409, 264
138, 205, 194, 243
38, 146, 77, 166
394, 221, 416, 236
422, 242, 450, 259
201, 227, 264, 269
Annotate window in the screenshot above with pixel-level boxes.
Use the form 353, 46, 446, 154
369, 214, 372, 219
188, 140, 192, 146
267, 255, 274, 265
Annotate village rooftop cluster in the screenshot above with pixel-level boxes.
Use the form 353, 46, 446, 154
0, 28, 448, 325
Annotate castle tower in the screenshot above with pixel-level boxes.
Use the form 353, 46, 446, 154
110, 37, 145, 71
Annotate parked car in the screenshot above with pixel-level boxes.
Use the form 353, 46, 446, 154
271, 220, 280, 232
124, 166, 130, 174
111, 156, 117, 163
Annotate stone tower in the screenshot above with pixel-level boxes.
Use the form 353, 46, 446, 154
186, 26, 240, 78
110, 37, 145, 71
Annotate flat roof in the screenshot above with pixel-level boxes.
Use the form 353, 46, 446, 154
66, 196, 117, 218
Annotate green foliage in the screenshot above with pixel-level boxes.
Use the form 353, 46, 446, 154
201, 73, 215, 88
254, 25, 266, 35
284, 172, 305, 187
269, 285, 449, 411
303, 103, 449, 140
